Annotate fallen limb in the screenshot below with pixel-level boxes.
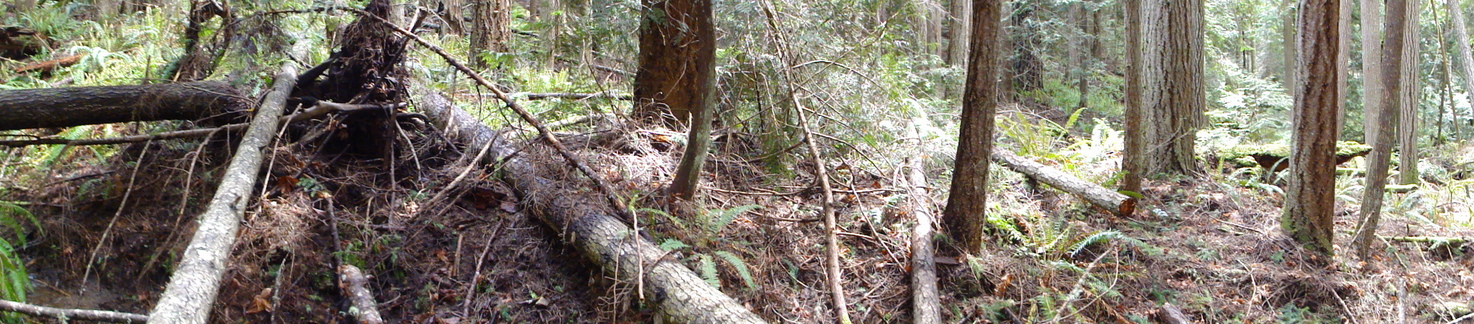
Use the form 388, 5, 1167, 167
147, 62, 297, 324
415, 89, 766, 323
991, 149, 1136, 216
12, 53, 84, 73
0, 101, 402, 147
0, 81, 247, 131
905, 122, 940, 324
0, 300, 148, 323
511, 91, 632, 100
338, 265, 385, 324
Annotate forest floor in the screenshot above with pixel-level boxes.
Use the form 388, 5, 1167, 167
3, 114, 1471, 323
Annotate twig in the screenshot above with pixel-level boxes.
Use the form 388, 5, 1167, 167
1447, 311, 1474, 324
346, 7, 637, 225
759, 1, 850, 322
0, 300, 147, 323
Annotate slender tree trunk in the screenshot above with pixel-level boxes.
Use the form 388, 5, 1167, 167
943, 0, 1002, 255
1353, 0, 1410, 260
945, 0, 971, 66
1451, 0, 1474, 141
663, 0, 717, 200
1139, 0, 1204, 175
1282, 0, 1298, 91
1281, 0, 1342, 256
1364, 0, 1385, 143
1338, 0, 1350, 133
1398, 0, 1422, 185
1121, 0, 1144, 193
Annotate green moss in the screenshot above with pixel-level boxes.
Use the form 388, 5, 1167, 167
1218, 142, 1372, 170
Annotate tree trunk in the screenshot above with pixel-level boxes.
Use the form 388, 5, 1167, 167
1281, 0, 1298, 92
1450, 0, 1474, 141
148, 64, 296, 324
1353, 0, 1410, 260
1122, 0, 1143, 193
945, 0, 971, 66
992, 149, 1136, 215
0, 81, 246, 131
469, 0, 510, 68
1398, 0, 1422, 185
943, 0, 1002, 255
1338, 0, 1350, 133
905, 123, 940, 324
1140, 0, 1204, 175
412, 86, 768, 324
633, 0, 717, 126
1281, 0, 1342, 256
1363, 0, 1385, 143
665, 0, 717, 200
1007, 0, 1042, 102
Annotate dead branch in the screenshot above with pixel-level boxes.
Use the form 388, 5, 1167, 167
12, 53, 84, 73
904, 123, 940, 324
347, 7, 635, 224
514, 91, 632, 100
0, 101, 402, 147
991, 149, 1136, 216
338, 264, 385, 324
0, 300, 148, 323
147, 61, 297, 324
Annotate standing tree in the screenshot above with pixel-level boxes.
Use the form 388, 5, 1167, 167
1281, 0, 1297, 91
1135, 0, 1205, 175
1363, 0, 1384, 143
1449, 0, 1474, 141
1397, 0, 1423, 185
1353, 0, 1411, 259
1007, 0, 1042, 102
1122, 0, 1143, 194
469, 0, 510, 69
945, 0, 971, 66
633, 0, 717, 199
943, 0, 1002, 255
1281, 0, 1341, 256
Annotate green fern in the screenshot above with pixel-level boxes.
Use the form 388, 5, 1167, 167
1068, 230, 1123, 258
713, 250, 757, 291
697, 254, 720, 289
708, 205, 761, 233
659, 239, 689, 251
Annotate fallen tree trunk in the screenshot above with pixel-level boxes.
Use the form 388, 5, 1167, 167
413, 86, 766, 323
147, 65, 296, 324
338, 264, 385, 324
0, 81, 247, 131
0, 300, 148, 323
905, 125, 941, 324
991, 149, 1136, 216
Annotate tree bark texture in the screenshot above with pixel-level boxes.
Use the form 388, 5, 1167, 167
633, 0, 718, 125
1363, 0, 1384, 143
0, 81, 246, 131
943, 0, 1002, 255
469, 0, 510, 68
1122, 0, 1143, 193
905, 124, 940, 324
945, 0, 971, 66
1282, 0, 1298, 92
1280, 0, 1341, 256
412, 87, 766, 323
992, 149, 1137, 216
664, 0, 717, 200
1397, 0, 1422, 185
0, 300, 147, 323
1139, 0, 1205, 175
1353, 0, 1409, 260
339, 264, 385, 324
1338, 0, 1350, 133
147, 66, 296, 324
1450, 0, 1474, 141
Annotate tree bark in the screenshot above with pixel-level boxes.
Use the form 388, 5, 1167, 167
944, 0, 971, 66
905, 123, 940, 324
338, 264, 385, 324
0, 300, 147, 323
146, 65, 295, 324
1139, 0, 1205, 175
412, 87, 767, 324
1282, 0, 1298, 92
943, 0, 1002, 255
1007, 0, 1042, 101
664, 0, 717, 200
992, 149, 1136, 216
1353, 0, 1410, 260
1122, 0, 1143, 193
633, 0, 717, 125
469, 0, 510, 68
1450, 0, 1474, 141
0, 81, 246, 131
1338, 0, 1350, 133
1363, 0, 1385, 143
1280, 0, 1342, 256
1398, 0, 1422, 185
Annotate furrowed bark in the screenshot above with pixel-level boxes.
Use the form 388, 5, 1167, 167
147, 65, 296, 324
413, 88, 766, 324
991, 149, 1136, 216
0, 81, 246, 131
0, 300, 147, 323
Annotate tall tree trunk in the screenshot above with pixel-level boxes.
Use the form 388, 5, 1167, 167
1282, 0, 1298, 92
1072, 2, 1091, 110
633, 0, 716, 125
1281, 0, 1342, 256
943, 0, 1002, 255
1450, 0, 1474, 141
1398, 0, 1422, 184
1008, 0, 1042, 102
1353, 0, 1410, 260
1139, 0, 1204, 175
945, 0, 971, 66
469, 0, 510, 69
920, 0, 945, 57
1338, 0, 1350, 133
1364, 0, 1385, 143
1122, 0, 1144, 193
663, 0, 717, 200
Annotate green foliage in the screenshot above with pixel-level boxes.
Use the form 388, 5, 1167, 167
697, 254, 719, 289
706, 205, 760, 233
0, 201, 37, 323
712, 250, 757, 291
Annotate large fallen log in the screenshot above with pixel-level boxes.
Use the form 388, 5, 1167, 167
413, 85, 766, 323
146, 65, 296, 324
990, 149, 1136, 216
0, 81, 247, 131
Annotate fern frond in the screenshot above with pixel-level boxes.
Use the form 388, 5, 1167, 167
1068, 230, 1123, 258
697, 254, 720, 289
710, 205, 761, 233
713, 250, 757, 291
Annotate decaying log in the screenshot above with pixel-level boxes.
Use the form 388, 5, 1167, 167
905, 125, 941, 324
338, 264, 385, 324
147, 64, 296, 324
12, 53, 84, 73
991, 149, 1136, 216
414, 88, 767, 323
0, 100, 400, 147
0, 300, 148, 323
0, 81, 247, 131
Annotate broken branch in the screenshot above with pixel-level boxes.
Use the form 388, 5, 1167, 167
0, 300, 148, 323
